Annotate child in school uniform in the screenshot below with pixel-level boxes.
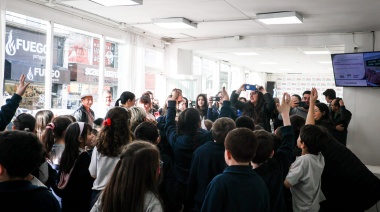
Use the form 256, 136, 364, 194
201, 128, 270, 212
284, 87, 329, 212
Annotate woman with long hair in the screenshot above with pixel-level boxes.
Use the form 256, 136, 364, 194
91, 141, 163, 212
230, 84, 275, 132
89, 107, 135, 207
35, 110, 54, 141
195, 94, 208, 120
165, 89, 212, 207
57, 122, 94, 212
115, 91, 136, 109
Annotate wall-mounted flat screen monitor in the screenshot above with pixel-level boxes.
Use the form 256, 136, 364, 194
331, 51, 380, 87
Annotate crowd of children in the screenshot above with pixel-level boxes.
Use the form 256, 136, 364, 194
0, 76, 379, 212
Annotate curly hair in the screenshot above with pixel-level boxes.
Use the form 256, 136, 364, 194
96, 107, 134, 157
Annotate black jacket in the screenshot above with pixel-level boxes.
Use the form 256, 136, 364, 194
73, 105, 95, 123
231, 91, 275, 132
0, 180, 60, 212
0, 94, 22, 131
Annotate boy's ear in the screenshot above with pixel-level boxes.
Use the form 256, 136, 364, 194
0, 163, 5, 176
78, 136, 84, 143
270, 150, 275, 158
156, 136, 161, 144
226, 150, 232, 160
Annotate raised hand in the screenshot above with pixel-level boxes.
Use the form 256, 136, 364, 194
221, 87, 229, 101
16, 74, 31, 96
310, 87, 318, 104
277, 92, 291, 114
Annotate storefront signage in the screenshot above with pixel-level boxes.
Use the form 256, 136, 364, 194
69, 63, 118, 85
5, 26, 63, 65
5, 60, 70, 84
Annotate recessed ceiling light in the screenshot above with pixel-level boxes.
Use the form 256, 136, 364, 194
91, 0, 142, 6
233, 52, 258, 56
153, 18, 197, 29
303, 51, 330, 55
259, 62, 278, 65
257, 11, 303, 25
319, 61, 332, 64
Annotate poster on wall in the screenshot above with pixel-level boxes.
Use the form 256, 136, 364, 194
93, 39, 116, 68
67, 33, 92, 65
272, 75, 343, 103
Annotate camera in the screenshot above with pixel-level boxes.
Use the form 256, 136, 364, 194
245, 84, 257, 91
298, 101, 307, 107
211, 96, 221, 101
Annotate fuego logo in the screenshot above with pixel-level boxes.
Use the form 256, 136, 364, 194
5, 30, 16, 56
27, 68, 34, 81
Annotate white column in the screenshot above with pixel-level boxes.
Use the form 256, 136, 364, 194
213, 60, 221, 94
97, 35, 105, 115
0, 0, 6, 105
44, 20, 53, 109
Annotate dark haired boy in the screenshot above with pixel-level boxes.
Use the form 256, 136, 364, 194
187, 117, 236, 212
235, 116, 255, 130
0, 131, 60, 211
252, 93, 294, 212
201, 128, 269, 212
284, 124, 328, 212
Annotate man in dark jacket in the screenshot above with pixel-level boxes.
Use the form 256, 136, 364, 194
0, 74, 30, 131
330, 98, 352, 146
73, 90, 95, 126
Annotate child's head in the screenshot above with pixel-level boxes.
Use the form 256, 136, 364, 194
134, 122, 159, 144
225, 128, 258, 163
12, 113, 36, 132
204, 119, 213, 131
41, 116, 73, 154
60, 122, 93, 173
93, 118, 104, 130
177, 108, 201, 135
235, 116, 255, 131
298, 124, 328, 155
252, 130, 274, 164
212, 117, 236, 144
129, 106, 147, 132
96, 107, 134, 157
100, 141, 161, 211
0, 131, 43, 180
35, 110, 54, 139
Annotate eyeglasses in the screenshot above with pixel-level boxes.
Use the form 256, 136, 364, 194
159, 160, 164, 169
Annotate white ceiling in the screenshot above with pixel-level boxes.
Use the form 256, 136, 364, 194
39, 0, 380, 74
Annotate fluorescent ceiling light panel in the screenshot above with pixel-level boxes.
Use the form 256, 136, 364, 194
319, 61, 332, 64
91, 0, 142, 6
303, 51, 330, 55
257, 11, 303, 25
259, 62, 278, 65
233, 52, 258, 56
278, 68, 292, 71
153, 18, 197, 29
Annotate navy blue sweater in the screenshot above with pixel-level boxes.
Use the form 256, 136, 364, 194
187, 141, 226, 212
201, 165, 270, 212
254, 125, 294, 212
0, 94, 22, 131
